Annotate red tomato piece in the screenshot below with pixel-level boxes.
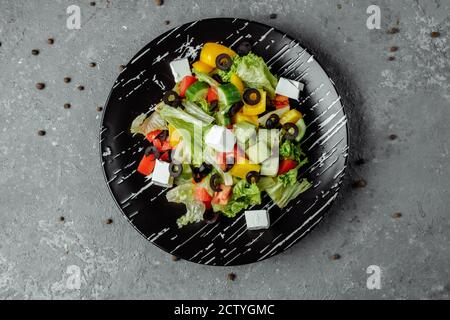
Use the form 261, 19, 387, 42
278, 159, 298, 175
274, 95, 290, 109
194, 187, 213, 203
146, 130, 162, 142
211, 185, 232, 205
137, 154, 156, 176
207, 86, 218, 103
179, 76, 197, 98
159, 150, 170, 162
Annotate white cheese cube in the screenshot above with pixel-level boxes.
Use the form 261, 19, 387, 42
205, 125, 236, 153
275, 77, 304, 100
245, 210, 270, 230
152, 159, 173, 187
169, 58, 192, 82
260, 156, 279, 177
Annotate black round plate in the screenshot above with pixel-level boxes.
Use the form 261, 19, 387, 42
100, 18, 348, 266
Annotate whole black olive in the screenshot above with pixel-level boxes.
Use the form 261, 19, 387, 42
209, 173, 222, 192
229, 101, 244, 117
203, 210, 219, 224
237, 41, 252, 56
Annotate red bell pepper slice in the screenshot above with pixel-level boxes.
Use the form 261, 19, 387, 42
179, 76, 197, 98
146, 129, 162, 142
159, 150, 170, 162
274, 95, 290, 109
137, 154, 156, 176
207, 86, 218, 103
278, 159, 298, 175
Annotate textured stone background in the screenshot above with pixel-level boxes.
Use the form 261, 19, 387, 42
0, 0, 449, 299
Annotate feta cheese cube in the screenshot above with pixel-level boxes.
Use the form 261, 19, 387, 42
245, 210, 270, 230
260, 156, 279, 177
169, 58, 192, 82
205, 125, 236, 153
275, 77, 304, 100
152, 159, 173, 187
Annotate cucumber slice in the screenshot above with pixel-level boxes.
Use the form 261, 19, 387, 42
185, 81, 209, 101
295, 118, 307, 142
217, 83, 241, 106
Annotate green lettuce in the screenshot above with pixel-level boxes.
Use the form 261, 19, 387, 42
213, 179, 261, 218
278, 168, 298, 187
166, 182, 206, 228
279, 140, 307, 164
265, 178, 312, 208
219, 52, 278, 98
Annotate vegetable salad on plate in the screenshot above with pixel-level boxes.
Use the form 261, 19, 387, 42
130, 41, 311, 229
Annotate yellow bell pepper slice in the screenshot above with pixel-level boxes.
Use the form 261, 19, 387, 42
232, 111, 259, 127
192, 61, 214, 74
280, 109, 302, 125
168, 124, 182, 147
200, 43, 236, 68
243, 90, 266, 116
230, 73, 244, 94
229, 159, 261, 180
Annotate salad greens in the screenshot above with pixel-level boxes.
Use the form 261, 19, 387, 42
130, 41, 311, 228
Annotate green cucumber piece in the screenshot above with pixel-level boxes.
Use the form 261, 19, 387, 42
185, 81, 209, 102
217, 83, 241, 106
295, 118, 306, 142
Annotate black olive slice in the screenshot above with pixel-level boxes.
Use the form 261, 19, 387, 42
215, 53, 233, 71
236, 41, 252, 56
229, 101, 244, 117
246, 171, 260, 184
210, 100, 219, 112
162, 90, 180, 107
265, 113, 280, 129
203, 210, 219, 224
209, 174, 223, 192
198, 162, 213, 175
192, 171, 203, 183
157, 129, 169, 141
243, 88, 261, 106
169, 162, 183, 178
144, 145, 160, 158
282, 122, 299, 140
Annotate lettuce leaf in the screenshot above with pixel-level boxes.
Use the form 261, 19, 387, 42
214, 179, 261, 217
278, 168, 298, 187
279, 140, 307, 163
219, 52, 278, 98
166, 182, 206, 228
265, 178, 312, 208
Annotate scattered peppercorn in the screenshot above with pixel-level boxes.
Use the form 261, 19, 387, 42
389, 46, 398, 52
77, 85, 85, 91
337, 4, 342, 9
330, 253, 341, 260
90, 1, 96, 6
37, 130, 46, 136
31, 49, 39, 55
387, 27, 400, 34
59, 216, 65, 222
430, 31, 440, 38
47, 38, 54, 45
164, 20, 170, 25
64, 103, 71, 109
119, 64, 125, 71
227, 273, 236, 281
392, 212, 402, 219
89, 62, 97, 68
388, 56, 396, 61
354, 158, 365, 166
171, 255, 180, 261
154, 0, 163, 6
269, 13, 277, 19
389, 134, 398, 140
63, 77, 71, 83
35, 82, 45, 90
106, 218, 113, 224
352, 179, 367, 188
96, 106, 103, 112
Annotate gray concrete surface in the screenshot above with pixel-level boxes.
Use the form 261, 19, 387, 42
1, 0, 449, 300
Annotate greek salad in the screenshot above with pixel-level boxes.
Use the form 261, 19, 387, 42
130, 41, 311, 229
